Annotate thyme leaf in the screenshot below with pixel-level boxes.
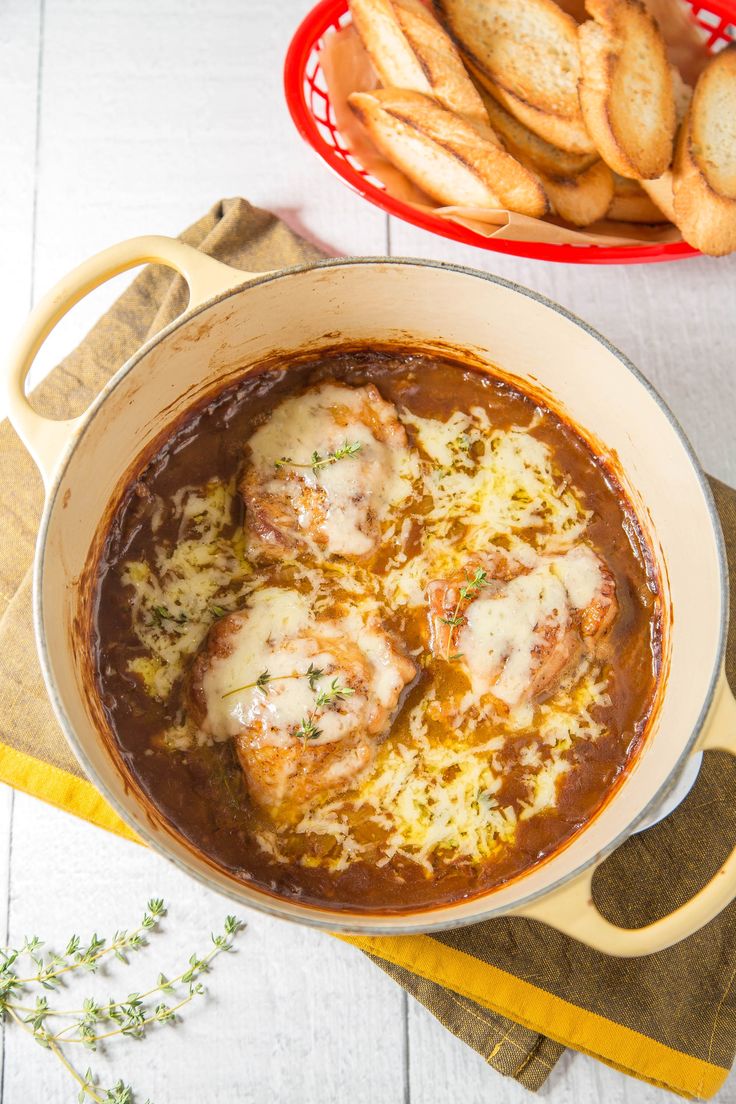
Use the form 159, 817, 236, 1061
314, 679, 356, 709
151, 606, 187, 626
296, 715, 322, 742
459, 567, 488, 600
222, 664, 332, 702
305, 663, 325, 691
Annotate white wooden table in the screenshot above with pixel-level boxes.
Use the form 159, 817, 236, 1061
1, 1, 735, 1100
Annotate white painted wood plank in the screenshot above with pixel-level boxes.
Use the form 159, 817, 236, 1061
0, 0, 41, 348
0, 787, 15, 1100
0, 0, 42, 1095
0, 0, 40, 322
2, 792, 405, 1104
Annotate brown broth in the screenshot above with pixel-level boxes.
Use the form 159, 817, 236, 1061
93, 349, 661, 912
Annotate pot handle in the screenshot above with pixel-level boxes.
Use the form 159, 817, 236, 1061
4, 235, 251, 488
513, 671, 736, 957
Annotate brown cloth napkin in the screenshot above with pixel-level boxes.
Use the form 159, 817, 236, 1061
1, 198, 735, 1098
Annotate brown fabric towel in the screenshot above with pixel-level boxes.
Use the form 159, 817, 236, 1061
1, 198, 734, 1098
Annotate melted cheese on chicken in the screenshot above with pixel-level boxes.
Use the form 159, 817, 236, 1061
196, 589, 413, 749
462, 567, 569, 705
459, 546, 607, 706
189, 588, 415, 813
243, 383, 417, 560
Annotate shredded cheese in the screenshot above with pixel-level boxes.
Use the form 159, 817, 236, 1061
121, 478, 253, 698
120, 398, 616, 876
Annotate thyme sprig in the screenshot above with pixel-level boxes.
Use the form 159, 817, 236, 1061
221, 668, 291, 700
0, 901, 244, 1103
221, 663, 336, 702
443, 567, 488, 660
296, 677, 355, 745
274, 441, 362, 474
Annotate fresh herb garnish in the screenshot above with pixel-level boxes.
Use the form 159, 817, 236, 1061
151, 606, 188, 626
221, 665, 339, 702
0, 900, 243, 1103
210, 605, 227, 619
444, 567, 488, 659
295, 674, 355, 745
460, 567, 487, 601
221, 665, 355, 746
221, 668, 288, 699
274, 440, 362, 474
296, 715, 323, 743
306, 663, 325, 691
314, 679, 356, 709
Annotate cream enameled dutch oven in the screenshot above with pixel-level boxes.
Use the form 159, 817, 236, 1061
6, 236, 736, 955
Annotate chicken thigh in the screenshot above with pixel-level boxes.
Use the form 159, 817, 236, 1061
241, 381, 411, 562
427, 544, 617, 706
188, 588, 415, 817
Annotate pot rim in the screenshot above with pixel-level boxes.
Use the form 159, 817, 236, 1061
32, 256, 729, 934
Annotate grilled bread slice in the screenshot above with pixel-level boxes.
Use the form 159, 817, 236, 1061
480, 91, 597, 177
479, 92, 612, 225
541, 160, 615, 226
672, 46, 736, 256
608, 174, 668, 222
348, 0, 489, 126
633, 74, 689, 226
349, 89, 549, 216
578, 0, 676, 179
433, 0, 595, 154
641, 173, 675, 222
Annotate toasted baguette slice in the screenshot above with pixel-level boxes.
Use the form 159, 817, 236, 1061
641, 173, 675, 222
349, 89, 549, 216
671, 66, 693, 126
348, 0, 489, 126
478, 92, 612, 225
608, 174, 668, 221
480, 90, 598, 176
672, 46, 736, 256
578, 0, 676, 179
542, 160, 615, 226
433, 0, 595, 153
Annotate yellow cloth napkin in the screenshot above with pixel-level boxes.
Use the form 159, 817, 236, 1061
2, 198, 735, 1099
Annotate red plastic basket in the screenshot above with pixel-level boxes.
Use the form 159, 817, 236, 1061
284, 0, 736, 264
